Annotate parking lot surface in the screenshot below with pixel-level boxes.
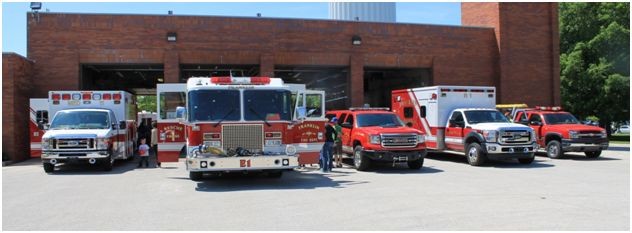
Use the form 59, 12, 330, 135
3, 146, 630, 230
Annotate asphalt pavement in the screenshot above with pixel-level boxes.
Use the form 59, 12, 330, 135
2, 145, 630, 230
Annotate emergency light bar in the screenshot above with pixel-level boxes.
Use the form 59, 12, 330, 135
349, 107, 390, 111
210, 77, 271, 85
534, 106, 562, 111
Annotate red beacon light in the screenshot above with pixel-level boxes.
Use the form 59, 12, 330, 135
210, 77, 232, 84
535, 106, 563, 111
82, 93, 91, 100
103, 93, 112, 100
62, 94, 71, 100
210, 76, 271, 85
51, 93, 61, 101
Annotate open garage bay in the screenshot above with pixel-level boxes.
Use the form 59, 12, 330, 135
2, 147, 629, 230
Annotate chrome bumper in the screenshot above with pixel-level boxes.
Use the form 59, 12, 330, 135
483, 142, 538, 154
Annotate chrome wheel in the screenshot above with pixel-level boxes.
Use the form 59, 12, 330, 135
548, 145, 558, 157
354, 150, 362, 168
468, 147, 478, 160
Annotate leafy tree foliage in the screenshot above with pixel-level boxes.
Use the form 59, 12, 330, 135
137, 95, 157, 113
559, 2, 630, 132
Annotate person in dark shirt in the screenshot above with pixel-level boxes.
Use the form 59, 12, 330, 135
321, 119, 337, 172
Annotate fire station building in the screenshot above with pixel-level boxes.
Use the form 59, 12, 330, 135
2, 2, 560, 162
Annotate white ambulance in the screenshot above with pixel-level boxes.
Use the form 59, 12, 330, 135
392, 86, 538, 166
36, 91, 137, 172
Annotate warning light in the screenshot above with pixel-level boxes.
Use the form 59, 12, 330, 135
113, 94, 122, 101
62, 94, 71, 100
51, 94, 60, 101
82, 93, 91, 100
103, 93, 112, 100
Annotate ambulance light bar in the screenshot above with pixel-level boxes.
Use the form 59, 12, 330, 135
49, 92, 122, 104
534, 106, 562, 111
440, 88, 494, 93
210, 77, 271, 85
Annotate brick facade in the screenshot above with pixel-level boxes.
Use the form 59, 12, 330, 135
2, 3, 560, 162
2, 53, 34, 162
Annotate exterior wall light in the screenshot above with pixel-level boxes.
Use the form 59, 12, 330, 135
167, 32, 177, 42
352, 35, 362, 46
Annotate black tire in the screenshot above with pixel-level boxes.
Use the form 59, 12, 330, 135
546, 140, 564, 159
407, 157, 424, 169
585, 150, 602, 158
266, 170, 283, 178
102, 156, 113, 171
43, 163, 54, 173
353, 145, 371, 171
189, 171, 204, 181
518, 154, 535, 164
465, 142, 486, 166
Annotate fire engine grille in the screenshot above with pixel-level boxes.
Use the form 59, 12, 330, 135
222, 124, 264, 152
578, 131, 603, 139
499, 130, 531, 144
55, 138, 94, 149
381, 134, 418, 148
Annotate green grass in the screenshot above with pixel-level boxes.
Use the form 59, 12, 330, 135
609, 133, 630, 144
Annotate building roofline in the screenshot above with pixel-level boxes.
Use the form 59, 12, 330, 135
2, 52, 34, 63
34, 11, 494, 30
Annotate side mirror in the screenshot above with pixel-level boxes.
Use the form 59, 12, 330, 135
38, 123, 49, 130
518, 120, 529, 125
119, 121, 127, 129
175, 106, 186, 121
341, 122, 352, 128
297, 107, 307, 120
529, 121, 542, 126
406, 122, 413, 128
112, 123, 119, 129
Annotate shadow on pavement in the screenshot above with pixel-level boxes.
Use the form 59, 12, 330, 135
534, 152, 622, 161
426, 152, 554, 169
191, 170, 368, 192
606, 146, 630, 152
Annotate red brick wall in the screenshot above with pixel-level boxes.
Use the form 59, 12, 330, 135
462, 2, 560, 106
2, 53, 34, 162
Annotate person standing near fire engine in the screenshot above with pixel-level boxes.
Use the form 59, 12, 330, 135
137, 138, 150, 168
151, 121, 159, 168
333, 117, 343, 168
321, 118, 337, 172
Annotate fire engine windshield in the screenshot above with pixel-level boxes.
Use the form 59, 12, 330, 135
244, 90, 292, 121
464, 110, 510, 124
49, 111, 110, 130
188, 90, 241, 122
543, 113, 580, 125
356, 114, 405, 127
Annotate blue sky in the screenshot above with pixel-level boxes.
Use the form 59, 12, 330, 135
2, 2, 461, 57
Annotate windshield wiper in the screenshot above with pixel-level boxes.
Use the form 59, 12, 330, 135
213, 108, 236, 127
248, 107, 272, 127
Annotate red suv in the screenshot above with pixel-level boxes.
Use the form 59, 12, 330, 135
326, 108, 427, 171
514, 107, 609, 158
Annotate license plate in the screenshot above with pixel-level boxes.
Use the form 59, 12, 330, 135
394, 156, 408, 161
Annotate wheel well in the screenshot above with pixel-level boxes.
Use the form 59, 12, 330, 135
464, 136, 480, 145
353, 140, 362, 149
179, 146, 187, 158
545, 134, 561, 145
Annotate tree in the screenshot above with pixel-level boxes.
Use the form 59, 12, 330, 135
137, 95, 157, 113
559, 2, 630, 134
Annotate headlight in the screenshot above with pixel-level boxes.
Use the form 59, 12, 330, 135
483, 130, 498, 142
369, 134, 381, 144
97, 138, 110, 149
600, 130, 607, 138
568, 130, 579, 139
530, 129, 537, 142
417, 134, 425, 144
42, 138, 51, 150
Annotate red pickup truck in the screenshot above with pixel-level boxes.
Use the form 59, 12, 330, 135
326, 108, 427, 171
514, 107, 609, 158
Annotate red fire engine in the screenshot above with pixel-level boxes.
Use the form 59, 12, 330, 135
158, 76, 327, 180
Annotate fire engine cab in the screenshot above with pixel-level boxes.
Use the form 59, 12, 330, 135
513, 106, 609, 158
33, 91, 137, 172
161, 76, 326, 180
392, 86, 538, 166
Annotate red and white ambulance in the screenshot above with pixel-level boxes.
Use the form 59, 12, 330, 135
35, 91, 137, 172
158, 76, 327, 180
392, 86, 538, 166
29, 98, 48, 158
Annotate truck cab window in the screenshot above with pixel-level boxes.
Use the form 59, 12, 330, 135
305, 94, 323, 118
344, 114, 354, 126
449, 112, 464, 127
529, 114, 542, 124
160, 92, 186, 119
420, 106, 426, 118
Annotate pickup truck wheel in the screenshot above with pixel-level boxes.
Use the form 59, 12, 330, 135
466, 143, 486, 166
546, 140, 564, 159
585, 150, 602, 158
353, 146, 371, 171
102, 156, 113, 171
43, 163, 54, 173
189, 171, 204, 181
407, 158, 424, 169
518, 155, 535, 164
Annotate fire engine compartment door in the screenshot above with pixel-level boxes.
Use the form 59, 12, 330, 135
156, 84, 187, 162
292, 90, 327, 165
